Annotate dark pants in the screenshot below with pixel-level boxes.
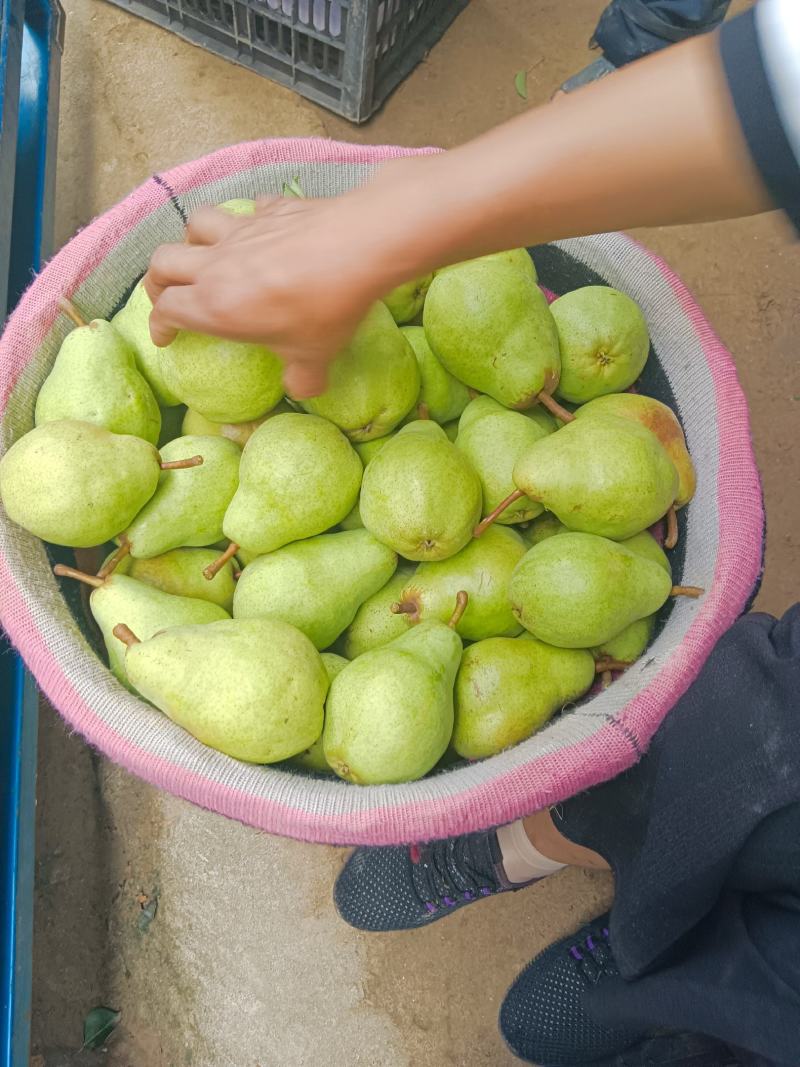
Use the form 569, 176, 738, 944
594, 0, 732, 67
556, 606, 800, 1066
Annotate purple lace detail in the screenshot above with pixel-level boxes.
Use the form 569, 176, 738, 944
586, 936, 596, 950
463, 891, 474, 901
480, 887, 492, 896
603, 927, 610, 938
443, 896, 456, 907
570, 946, 584, 961
425, 902, 437, 914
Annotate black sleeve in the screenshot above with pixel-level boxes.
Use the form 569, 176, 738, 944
719, 6, 800, 227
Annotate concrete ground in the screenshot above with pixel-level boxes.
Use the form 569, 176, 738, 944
31, 0, 798, 1064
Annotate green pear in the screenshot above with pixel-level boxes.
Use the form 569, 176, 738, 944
383, 274, 433, 323
0, 421, 160, 547
359, 421, 482, 561
291, 652, 348, 773
521, 517, 671, 557
456, 396, 552, 524
522, 513, 568, 547
522, 406, 558, 434
181, 399, 294, 450
118, 617, 327, 762
401, 326, 470, 423
112, 281, 181, 407
36, 319, 161, 444
341, 563, 417, 658
590, 531, 671, 664
223, 413, 362, 555
54, 568, 230, 687
424, 259, 560, 409
299, 303, 420, 441
323, 596, 467, 783
338, 502, 364, 530
442, 419, 460, 442
107, 547, 237, 611
124, 435, 240, 558
161, 331, 283, 424
234, 545, 260, 568
453, 636, 595, 759
233, 529, 397, 649
516, 524, 668, 659
391, 526, 526, 640
622, 530, 671, 574
592, 616, 656, 665
484, 248, 537, 281
574, 393, 695, 507
437, 248, 537, 283
511, 414, 678, 540
158, 404, 187, 448
551, 286, 649, 403
509, 532, 673, 648
354, 431, 397, 466
218, 198, 256, 215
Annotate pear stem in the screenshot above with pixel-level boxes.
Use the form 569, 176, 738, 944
53, 563, 104, 589
416, 402, 430, 420
390, 600, 420, 622
671, 585, 704, 599
467, 388, 481, 401
664, 504, 678, 550
160, 455, 204, 470
473, 489, 525, 538
58, 296, 88, 328
537, 391, 575, 423
112, 623, 141, 648
97, 539, 131, 579
447, 591, 469, 629
594, 658, 632, 673
204, 541, 239, 581
601, 670, 613, 689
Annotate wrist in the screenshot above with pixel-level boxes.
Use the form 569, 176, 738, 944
342, 153, 477, 293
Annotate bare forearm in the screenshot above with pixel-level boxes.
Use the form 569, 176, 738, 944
146, 25, 776, 396
361, 32, 772, 289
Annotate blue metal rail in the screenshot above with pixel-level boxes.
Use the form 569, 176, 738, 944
0, 0, 63, 1063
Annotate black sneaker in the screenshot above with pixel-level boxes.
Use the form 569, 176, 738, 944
334, 830, 539, 932
500, 914, 646, 1064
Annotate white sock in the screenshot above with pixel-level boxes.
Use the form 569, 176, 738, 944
496, 819, 567, 884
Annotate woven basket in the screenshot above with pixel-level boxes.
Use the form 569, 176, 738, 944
0, 139, 764, 845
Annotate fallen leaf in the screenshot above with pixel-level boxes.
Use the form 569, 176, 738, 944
514, 70, 528, 100
138, 896, 158, 933
82, 1006, 121, 1050
282, 177, 306, 199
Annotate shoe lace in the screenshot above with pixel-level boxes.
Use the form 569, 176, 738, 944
410, 835, 500, 914
568, 926, 619, 985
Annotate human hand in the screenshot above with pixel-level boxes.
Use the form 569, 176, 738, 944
144, 191, 406, 399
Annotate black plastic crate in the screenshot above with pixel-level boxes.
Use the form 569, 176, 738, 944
103, 0, 470, 122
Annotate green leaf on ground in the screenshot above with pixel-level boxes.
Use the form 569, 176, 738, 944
138, 895, 159, 933
282, 177, 306, 198
514, 70, 528, 99
82, 1007, 121, 1050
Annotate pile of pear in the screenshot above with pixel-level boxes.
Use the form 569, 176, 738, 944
0, 199, 701, 785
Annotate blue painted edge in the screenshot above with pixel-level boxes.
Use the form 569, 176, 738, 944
1, 0, 63, 1063
0, 654, 38, 1067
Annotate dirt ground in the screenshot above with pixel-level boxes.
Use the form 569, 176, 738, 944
30, 0, 798, 1064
